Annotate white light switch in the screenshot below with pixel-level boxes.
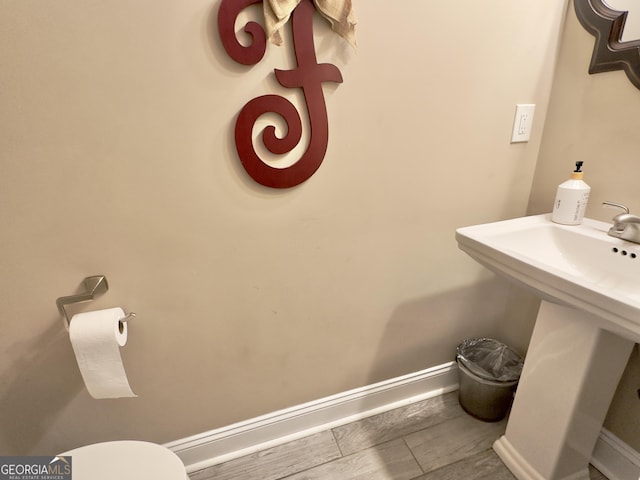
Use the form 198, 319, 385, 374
511, 104, 535, 143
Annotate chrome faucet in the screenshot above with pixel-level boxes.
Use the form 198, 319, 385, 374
602, 201, 640, 244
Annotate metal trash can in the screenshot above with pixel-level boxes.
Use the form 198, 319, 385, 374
456, 338, 524, 422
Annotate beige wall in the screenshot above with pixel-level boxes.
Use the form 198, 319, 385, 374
528, 1, 640, 452
0, 1, 567, 455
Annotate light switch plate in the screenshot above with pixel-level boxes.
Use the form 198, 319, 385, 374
511, 104, 535, 143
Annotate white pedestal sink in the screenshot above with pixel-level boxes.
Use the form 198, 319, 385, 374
456, 214, 640, 480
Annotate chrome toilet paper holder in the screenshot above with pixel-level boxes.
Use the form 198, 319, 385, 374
56, 275, 136, 329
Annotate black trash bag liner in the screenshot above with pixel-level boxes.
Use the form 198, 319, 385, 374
456, 338, 524, 383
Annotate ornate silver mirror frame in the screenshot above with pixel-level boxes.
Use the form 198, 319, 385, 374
574, 0, 640, 89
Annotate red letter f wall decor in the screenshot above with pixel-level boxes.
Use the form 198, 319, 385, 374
218, 0, 343, 188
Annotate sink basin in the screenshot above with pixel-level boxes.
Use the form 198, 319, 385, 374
456, 214, 638, 480
456, 213, 640, 342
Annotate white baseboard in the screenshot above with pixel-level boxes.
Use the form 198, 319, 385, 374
591, 428, 640, 480
164, 361, 459, 473
164, 362, 640, 478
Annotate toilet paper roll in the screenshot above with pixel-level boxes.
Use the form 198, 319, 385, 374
69, 307, 137, 399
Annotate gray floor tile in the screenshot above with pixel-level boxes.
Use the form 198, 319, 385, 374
189, 393, 610, 480
404, 414, 507, 474
333, 391, 465, 456
189, 430, 341, 480
280, 439, 423, 480
414, 449, 515, 480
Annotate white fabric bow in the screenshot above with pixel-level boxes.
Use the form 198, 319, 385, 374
263, 0, 357, 48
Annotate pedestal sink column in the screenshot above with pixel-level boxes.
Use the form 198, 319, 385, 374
493, 300, 634, 480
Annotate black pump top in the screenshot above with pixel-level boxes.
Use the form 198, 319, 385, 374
574, 161, 584, 173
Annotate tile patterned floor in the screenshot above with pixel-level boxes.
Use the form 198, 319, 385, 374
189, 392, 608, 480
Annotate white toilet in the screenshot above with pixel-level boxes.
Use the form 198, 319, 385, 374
60, 440, 188, 479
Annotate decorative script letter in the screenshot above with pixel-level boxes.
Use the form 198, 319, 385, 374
218, 0, 343, 188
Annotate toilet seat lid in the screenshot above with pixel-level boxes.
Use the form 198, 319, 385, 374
60, 440, 187, 480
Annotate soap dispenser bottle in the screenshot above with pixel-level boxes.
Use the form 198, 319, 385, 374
551, 161, 590, 225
